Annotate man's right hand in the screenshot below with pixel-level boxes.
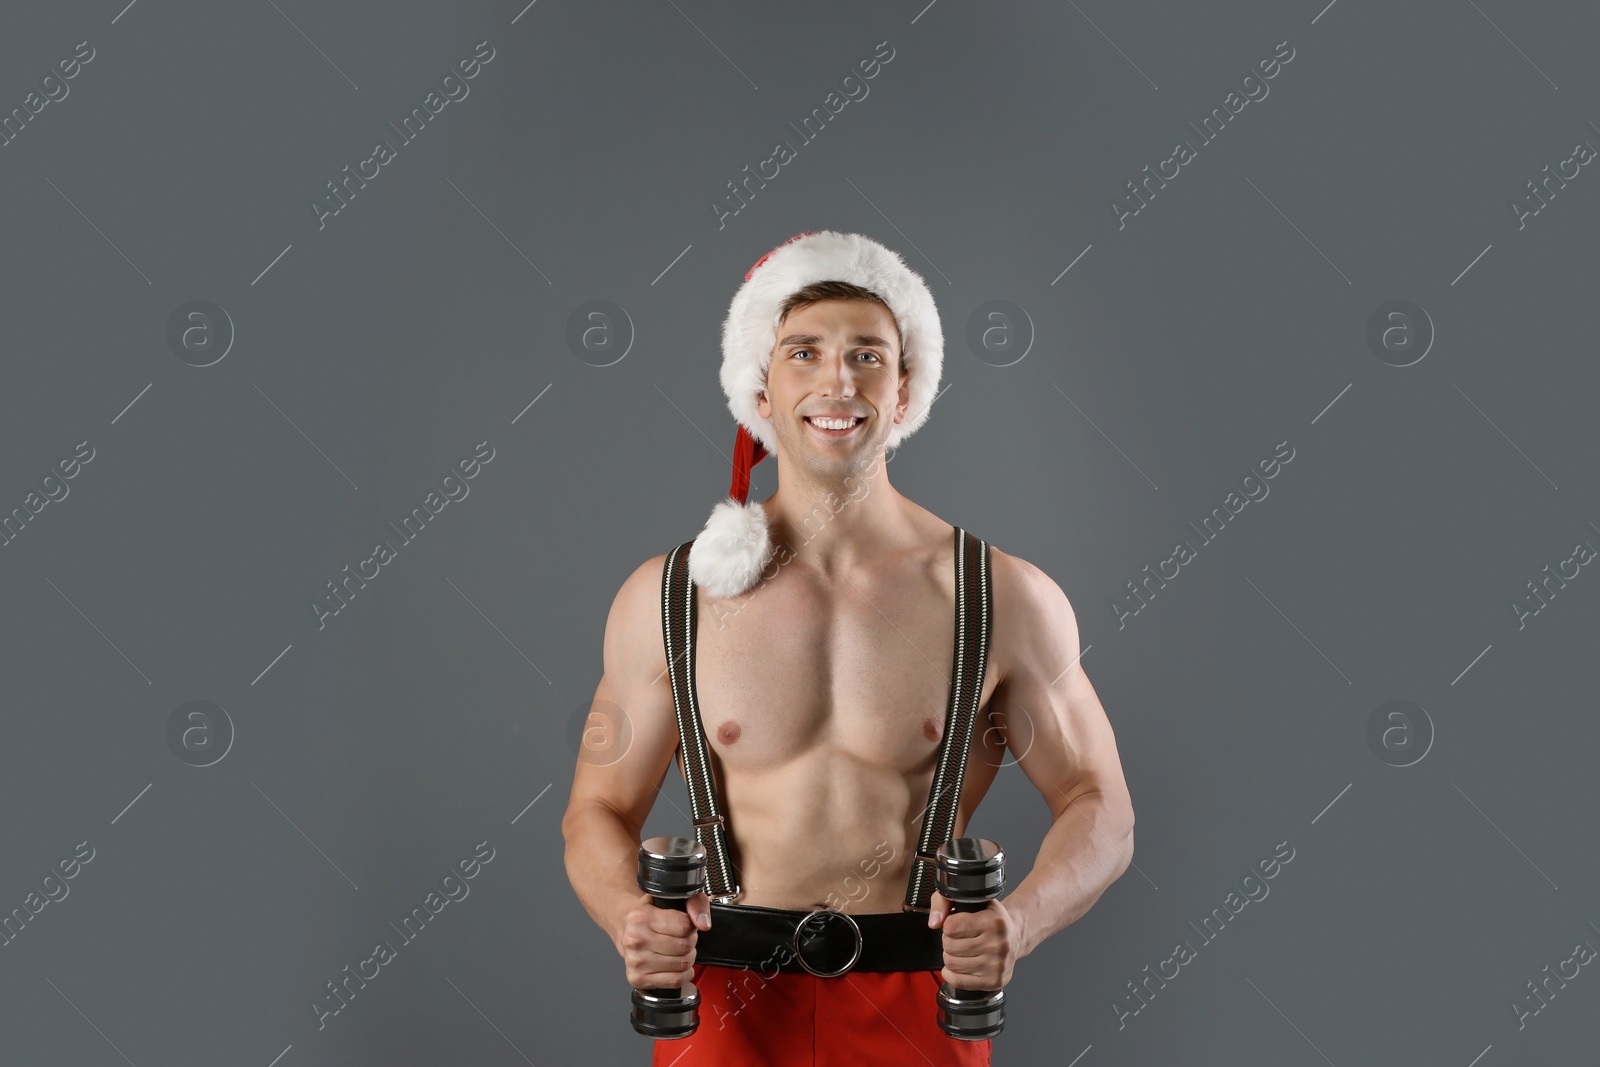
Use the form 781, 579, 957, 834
617, 891, 712, 989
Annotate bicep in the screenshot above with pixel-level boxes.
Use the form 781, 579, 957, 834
565, 558, 682, 836
990, 555, 1132, 820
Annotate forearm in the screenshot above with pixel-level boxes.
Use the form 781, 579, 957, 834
562, 802, 645, 951
1002, 789, 1134, 959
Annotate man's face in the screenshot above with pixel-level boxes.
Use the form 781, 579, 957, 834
756, 298, 910, 477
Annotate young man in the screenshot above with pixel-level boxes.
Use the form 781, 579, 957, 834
563, 231, 1135, 1065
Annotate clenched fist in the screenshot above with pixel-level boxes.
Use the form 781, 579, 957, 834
616, 890, 713, 989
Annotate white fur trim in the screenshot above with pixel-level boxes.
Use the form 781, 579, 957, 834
688, 498, 774, 598
720, 230, 944, 454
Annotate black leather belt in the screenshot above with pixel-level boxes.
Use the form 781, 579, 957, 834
694, 901, 943, 976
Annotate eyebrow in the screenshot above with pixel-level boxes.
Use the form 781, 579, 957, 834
777, 333, 894, 349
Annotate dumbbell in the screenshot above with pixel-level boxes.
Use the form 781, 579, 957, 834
630, 836, 707, 1039
934, 837, 1006, 1040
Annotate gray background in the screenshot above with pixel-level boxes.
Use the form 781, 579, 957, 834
2, 0, 1596, 1064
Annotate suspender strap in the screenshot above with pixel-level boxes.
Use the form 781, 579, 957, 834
903, 527, 994, 912
659, 529, 992, 910
661, 540, 742, 902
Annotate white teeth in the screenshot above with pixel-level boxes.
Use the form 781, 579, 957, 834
807, 417, 859, 430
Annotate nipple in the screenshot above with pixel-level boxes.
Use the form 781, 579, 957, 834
922, 716, 941, 743
716, 720, 742, 745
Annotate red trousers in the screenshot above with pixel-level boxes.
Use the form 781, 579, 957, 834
650, 961, 992, 1066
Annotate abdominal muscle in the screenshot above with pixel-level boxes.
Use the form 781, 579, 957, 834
688, 720, 1001, 914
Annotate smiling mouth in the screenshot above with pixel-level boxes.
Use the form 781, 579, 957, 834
804, 416, 866, 436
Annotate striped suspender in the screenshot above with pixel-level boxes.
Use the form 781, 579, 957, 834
661, 541, 742, 902
659, 528, 993, 911
903, 527, 994, 912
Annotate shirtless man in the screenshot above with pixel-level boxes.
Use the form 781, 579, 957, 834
563, 231, 1135, 1065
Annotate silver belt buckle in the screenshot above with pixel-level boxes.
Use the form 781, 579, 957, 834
791, 907, 863, 978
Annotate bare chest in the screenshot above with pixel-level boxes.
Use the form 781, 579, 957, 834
692, 554, 996, 775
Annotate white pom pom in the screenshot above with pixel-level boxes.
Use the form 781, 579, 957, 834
688, 498, 773, 598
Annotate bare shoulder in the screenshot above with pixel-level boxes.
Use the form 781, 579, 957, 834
607, 551, 672, 671
985, 544, 1080, 685
563, 552, 679, 836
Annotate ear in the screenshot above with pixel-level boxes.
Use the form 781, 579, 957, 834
893, 365, 912, 424
756, 387, 770, 420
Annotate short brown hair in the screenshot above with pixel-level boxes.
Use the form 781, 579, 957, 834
776, 281, 904, 368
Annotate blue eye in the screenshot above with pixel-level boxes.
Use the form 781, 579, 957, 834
791, 348, 880, 361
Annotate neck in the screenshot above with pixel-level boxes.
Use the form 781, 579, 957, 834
760, 443, 916, 576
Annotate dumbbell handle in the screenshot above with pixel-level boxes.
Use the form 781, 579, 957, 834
638, 895, 691, 997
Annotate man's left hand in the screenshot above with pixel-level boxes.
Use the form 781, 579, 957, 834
928, 893, 1023, 989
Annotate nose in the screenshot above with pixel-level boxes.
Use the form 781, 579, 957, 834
819, 350, 857, 399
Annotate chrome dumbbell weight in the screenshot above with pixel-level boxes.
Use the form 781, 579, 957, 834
934, 837, 1006, 1040
630, 836, 707, 1039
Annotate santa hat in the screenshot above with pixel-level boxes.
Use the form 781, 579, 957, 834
687, 230, 944, 598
